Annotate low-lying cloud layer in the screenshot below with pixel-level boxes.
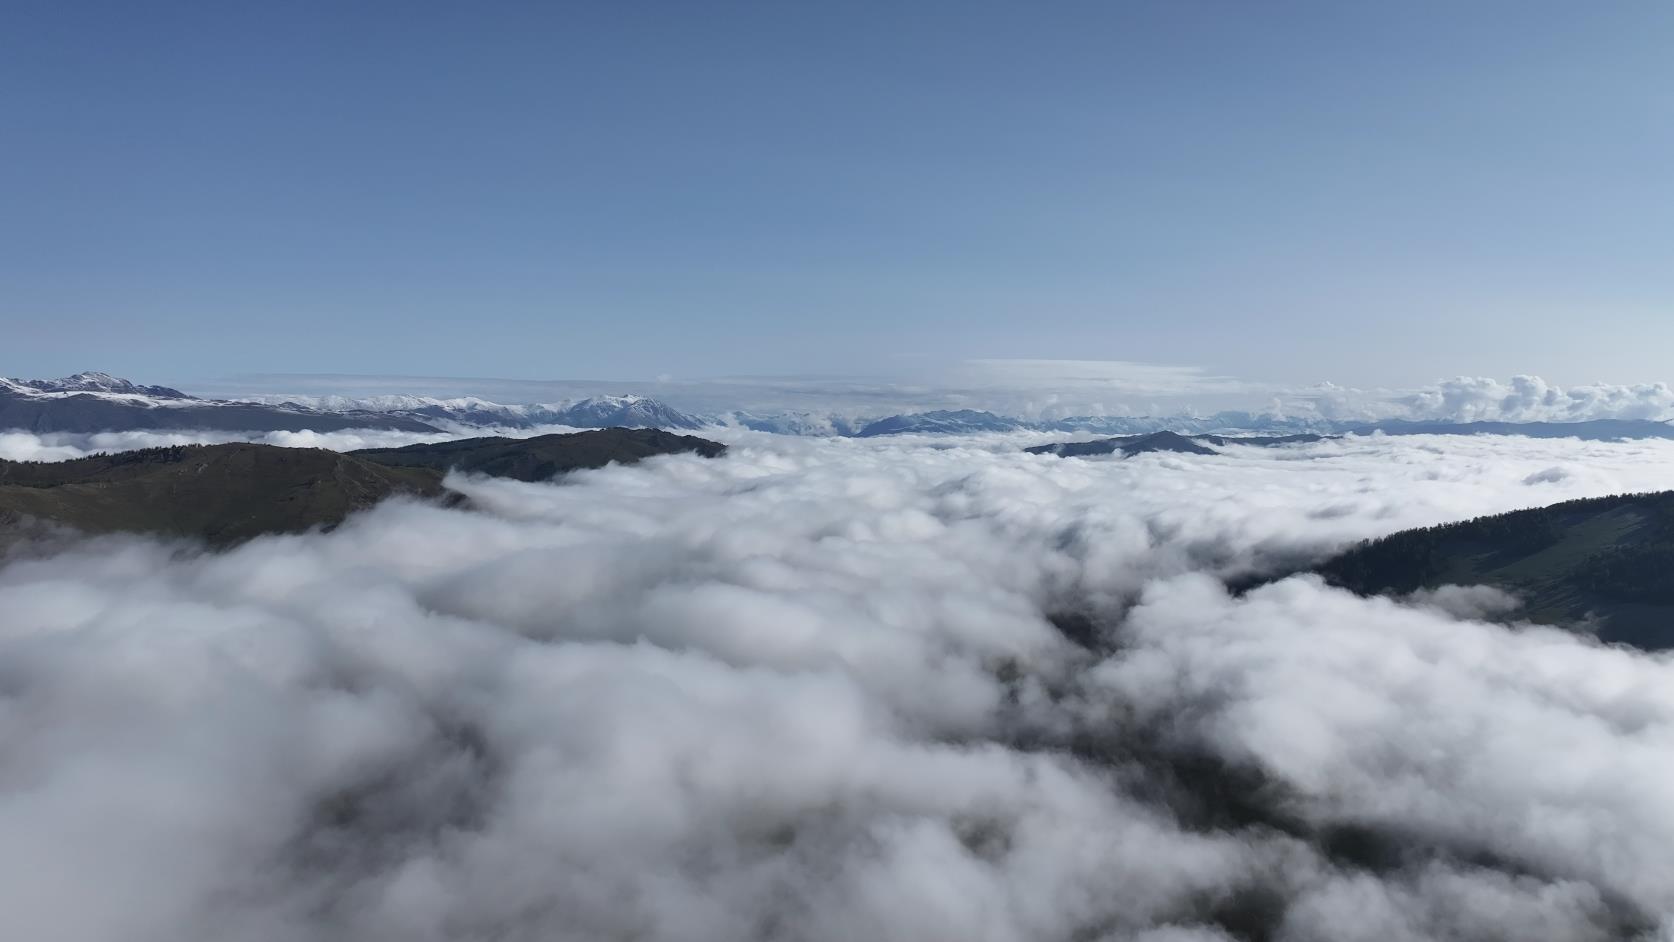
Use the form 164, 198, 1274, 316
4, 433, 1674, 941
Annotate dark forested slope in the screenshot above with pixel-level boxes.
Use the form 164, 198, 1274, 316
1319, 491, 1674, 649
0, 429, 728, 545
349, 428, 726, 481
0, 444, 444, 544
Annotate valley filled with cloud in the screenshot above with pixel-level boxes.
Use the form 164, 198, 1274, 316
5, 432, 1674, 941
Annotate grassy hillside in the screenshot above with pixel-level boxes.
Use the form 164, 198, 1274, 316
350, 428, 726, 481
0, 430, 730, 546
1319, 491, 1674, 649
0, 444, 444, 545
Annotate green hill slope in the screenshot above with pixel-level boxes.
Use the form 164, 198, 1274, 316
1319, 491, 1674, 649
0, 429, 730, 546
350, 427, 726, 481
0, 444, 444, 545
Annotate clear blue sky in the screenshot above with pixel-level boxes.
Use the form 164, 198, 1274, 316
3, 1, 1670, 390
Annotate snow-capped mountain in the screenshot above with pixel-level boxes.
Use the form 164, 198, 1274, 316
854, 410, 1028, 437
3, 371, 194, 402
548, 395, 705, 430
0, 372, 442, 434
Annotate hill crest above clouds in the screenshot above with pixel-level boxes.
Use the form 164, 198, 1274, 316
349, 428, 725, 482
0, 429, 726, 544
0, 444, 444, 545
1026, 430, 1221, 458
1317, 490, 1674, 650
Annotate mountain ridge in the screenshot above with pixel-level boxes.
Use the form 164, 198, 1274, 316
0, 444, 445, 545
0, 428, 729, 545
350, 428, 726, 481
1026, 431, 1329, 458
1315, 490, 1674, 650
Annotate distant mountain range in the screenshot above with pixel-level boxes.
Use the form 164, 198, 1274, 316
0, 428, 726, 545
1316, 491, 1674, 650
862, 410, 1674, 441
0, 372, 441, 434
853, 410, 1316, 437
263, 392, 709, 431
9, 372, 1674, 442
0, 373, 708, 435
1025, 431, 1327, 458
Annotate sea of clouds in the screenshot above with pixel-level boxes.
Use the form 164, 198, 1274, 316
4, 431, 1674, 941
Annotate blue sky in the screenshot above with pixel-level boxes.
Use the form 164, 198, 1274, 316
3, 1, 1671, 392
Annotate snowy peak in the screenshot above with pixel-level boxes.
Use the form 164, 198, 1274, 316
232, 392, 708, 431
6, 371, 194, 400
558, 395, 703, 430
855, 410, 1027, 437
56, 371, 136, 391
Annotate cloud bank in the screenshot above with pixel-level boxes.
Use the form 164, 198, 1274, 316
4, 433, 1674, 940
1397, 376, 1674, 423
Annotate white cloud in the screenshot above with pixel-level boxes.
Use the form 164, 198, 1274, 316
1275, 376, 1674, 425
1400, 375, 1674, 423
2, 432, 1674, 939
